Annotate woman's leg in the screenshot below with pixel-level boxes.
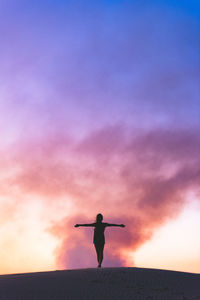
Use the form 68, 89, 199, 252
98, 244, 104, 267
94, 244, 100, 265
94, 244, 104, 267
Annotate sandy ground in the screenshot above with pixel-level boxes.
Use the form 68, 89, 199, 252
0, 267, 199, 300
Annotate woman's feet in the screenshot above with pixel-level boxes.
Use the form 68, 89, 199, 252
98, 264, 101, 268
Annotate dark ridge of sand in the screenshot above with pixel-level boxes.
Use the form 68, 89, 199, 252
0, 267, 199, 300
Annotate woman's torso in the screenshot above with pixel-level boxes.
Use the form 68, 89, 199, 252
93, 222, 107, 244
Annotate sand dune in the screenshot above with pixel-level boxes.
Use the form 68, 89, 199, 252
0, 267, 199, 300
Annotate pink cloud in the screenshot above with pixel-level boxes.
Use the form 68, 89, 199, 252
3, 125, 199, 268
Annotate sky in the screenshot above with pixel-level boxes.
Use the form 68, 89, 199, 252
0, 0, 200, 274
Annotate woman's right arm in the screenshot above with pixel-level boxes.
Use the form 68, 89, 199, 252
74, 223, 95, 227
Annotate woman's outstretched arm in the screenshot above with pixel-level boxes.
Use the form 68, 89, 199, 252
106, 223, 125, 227
74, 223, 95, 227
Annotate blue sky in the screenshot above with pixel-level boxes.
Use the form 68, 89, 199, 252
0, 0, 199, 274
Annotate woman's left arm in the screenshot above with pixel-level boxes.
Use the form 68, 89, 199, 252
106, 223, 125, 227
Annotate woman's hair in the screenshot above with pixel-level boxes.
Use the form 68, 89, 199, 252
96, 213, 103, 223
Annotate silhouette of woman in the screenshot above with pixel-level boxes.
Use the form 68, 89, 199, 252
74, 213, 125, 268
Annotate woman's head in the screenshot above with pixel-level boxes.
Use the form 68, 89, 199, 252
96, 213, 103, 223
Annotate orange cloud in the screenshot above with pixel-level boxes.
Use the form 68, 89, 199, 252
1, 126, 200, 269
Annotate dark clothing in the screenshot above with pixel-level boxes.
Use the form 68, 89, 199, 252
93, 222, 108, 245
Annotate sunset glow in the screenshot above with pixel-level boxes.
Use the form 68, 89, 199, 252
0, 0, 199, 274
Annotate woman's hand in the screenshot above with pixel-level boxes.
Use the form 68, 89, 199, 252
120, 224, 125, 227
74, 224, 79, 227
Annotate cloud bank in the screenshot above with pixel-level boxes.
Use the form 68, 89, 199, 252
1, 125, 199, 268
